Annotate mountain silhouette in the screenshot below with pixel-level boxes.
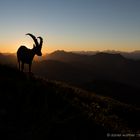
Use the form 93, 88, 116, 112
0, 53, 16, 65
47, 50, 140, 60
46, 50, 90, 63
1, 51, 140, 107
0, 64, 140, 139
33, 51, 140, 106
72, 50, 140, 60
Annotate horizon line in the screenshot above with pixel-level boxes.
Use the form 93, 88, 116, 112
1, 49, 140, 55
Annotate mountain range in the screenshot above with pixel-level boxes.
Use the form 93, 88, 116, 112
38, 50, 140, 87
35, 50, 140, 107
1, 50, 140, 107
72, 50, 140, 60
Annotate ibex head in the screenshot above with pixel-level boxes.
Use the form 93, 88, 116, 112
26, 33, 43, 56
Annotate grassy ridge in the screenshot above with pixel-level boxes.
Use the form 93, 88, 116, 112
0, 64, 140, 139
37, 78, 140, 132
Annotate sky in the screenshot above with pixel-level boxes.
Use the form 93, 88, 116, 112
0, 0, 140, 53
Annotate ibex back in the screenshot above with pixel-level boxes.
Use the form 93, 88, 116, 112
17, 33, 43, 73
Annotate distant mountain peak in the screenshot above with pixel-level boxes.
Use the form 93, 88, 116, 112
50, 50, 77, 56
52, 50, 65, 53
51, 50, 68, 55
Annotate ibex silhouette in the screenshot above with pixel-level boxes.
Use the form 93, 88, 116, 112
17, 33, 43, 73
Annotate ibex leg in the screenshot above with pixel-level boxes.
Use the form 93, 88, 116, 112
21, 63, 24, 72
18, 61, 20, 71
29, 63, 32, 73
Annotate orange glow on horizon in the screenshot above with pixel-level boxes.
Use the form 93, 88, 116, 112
0, 40, 140, 54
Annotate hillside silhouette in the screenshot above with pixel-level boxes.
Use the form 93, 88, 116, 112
0, 64, 140, 139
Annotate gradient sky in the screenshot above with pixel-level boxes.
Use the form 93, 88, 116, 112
0, 0, 140, 53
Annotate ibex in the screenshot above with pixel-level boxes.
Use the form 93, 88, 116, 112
17, 33, 43, 73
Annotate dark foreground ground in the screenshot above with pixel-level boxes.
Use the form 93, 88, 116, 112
0, 65, 140, 140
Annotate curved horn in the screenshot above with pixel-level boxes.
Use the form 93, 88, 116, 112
26, 33, 39, 47
37, 36, 43, 48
